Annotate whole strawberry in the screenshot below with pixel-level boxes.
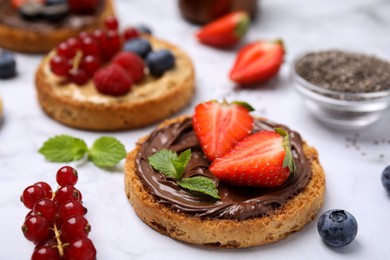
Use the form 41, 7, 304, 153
93, 64, 133, 96
210, 128, 295, 187
192, 100, 254, 161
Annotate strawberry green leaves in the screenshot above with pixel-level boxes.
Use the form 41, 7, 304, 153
39, 135, 126, 169
275, 128, 296, 174
148, 149, 220, 199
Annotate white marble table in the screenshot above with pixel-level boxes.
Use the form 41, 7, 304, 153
1, 0, 390, 259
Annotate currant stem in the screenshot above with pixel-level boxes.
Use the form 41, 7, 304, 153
53, 223, 65, 257
71, 51, 83, 71
52, 186, 65, 257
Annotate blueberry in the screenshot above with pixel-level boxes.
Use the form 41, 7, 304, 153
317, 209, 358, 247
0, 51, 17, 79
19, 3, 43, 20
136, 25, 152, 35
123, 39, 152, 59
45, 0, 67, 5
381, 165, 390, 195
146, 50, 175, 77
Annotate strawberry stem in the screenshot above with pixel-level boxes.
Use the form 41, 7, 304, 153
275, 128, 296, 173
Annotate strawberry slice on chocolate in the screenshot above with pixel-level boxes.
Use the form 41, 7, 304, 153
196, 11, 249, 48
192, 100, 254, 162
229, 40, 285, 85
210, 128, 296, 187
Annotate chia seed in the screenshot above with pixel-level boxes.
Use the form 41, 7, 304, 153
295, 50, 390, 93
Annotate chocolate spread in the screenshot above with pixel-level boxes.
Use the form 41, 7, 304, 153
136, 118, 312, 220
0, 0, 105, 32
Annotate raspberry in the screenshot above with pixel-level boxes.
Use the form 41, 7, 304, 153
93, 64, 132, 96
112, 52, 145, 83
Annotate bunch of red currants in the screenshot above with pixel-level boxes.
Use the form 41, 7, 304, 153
20, 166, 96, 260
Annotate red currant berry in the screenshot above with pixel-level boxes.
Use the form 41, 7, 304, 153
32, 245, 60, 260
21, 185, 46, 209
34, 236, 57, 250
64, 238, 96, 260
78, 31, 91, 40
56, 166, 78, 186
92, 29, 105, 40
81, 36, 100, 58
57, 200, 87, 227
81, 55, 101, 77
67, 37, 82, 52
107, 30, 121, 50
54, 185, 81, 207
33, 198, 57, 222
34, 182, 53, 199
50, 55, 71, 77
69, 68, 89, 86
26, 210, 37, 220
92, 29, 107, 47
61, 216, 91, 242
105, 16, 119, 30
105, 30, 121, 60
57, 42, 72, 58
123, 27, 140, 41
22, 216, 50, 244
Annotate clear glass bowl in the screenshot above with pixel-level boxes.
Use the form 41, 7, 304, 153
291, 47, 390, 129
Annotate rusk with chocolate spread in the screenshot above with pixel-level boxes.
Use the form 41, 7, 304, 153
125, 116, 325, 248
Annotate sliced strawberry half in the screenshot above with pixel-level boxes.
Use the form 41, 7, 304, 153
192, 100, 254, 162
229, 40, 285, 85
196, 11, 250, 48
209, 128, 296, 187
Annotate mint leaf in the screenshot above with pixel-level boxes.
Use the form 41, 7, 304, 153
176, 149, 191, 179
148, 149, 179, 178
178, 176, 220, 199
88, 137, 126, 168
39, 135, 88, 162
148, 149, 191, 179
149, 149, 220, 200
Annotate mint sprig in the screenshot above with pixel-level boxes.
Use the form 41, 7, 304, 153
148, 149, 220, 199
39, 135, 126, 169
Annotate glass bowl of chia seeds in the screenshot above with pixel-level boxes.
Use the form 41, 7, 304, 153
291, 46, 390, 129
